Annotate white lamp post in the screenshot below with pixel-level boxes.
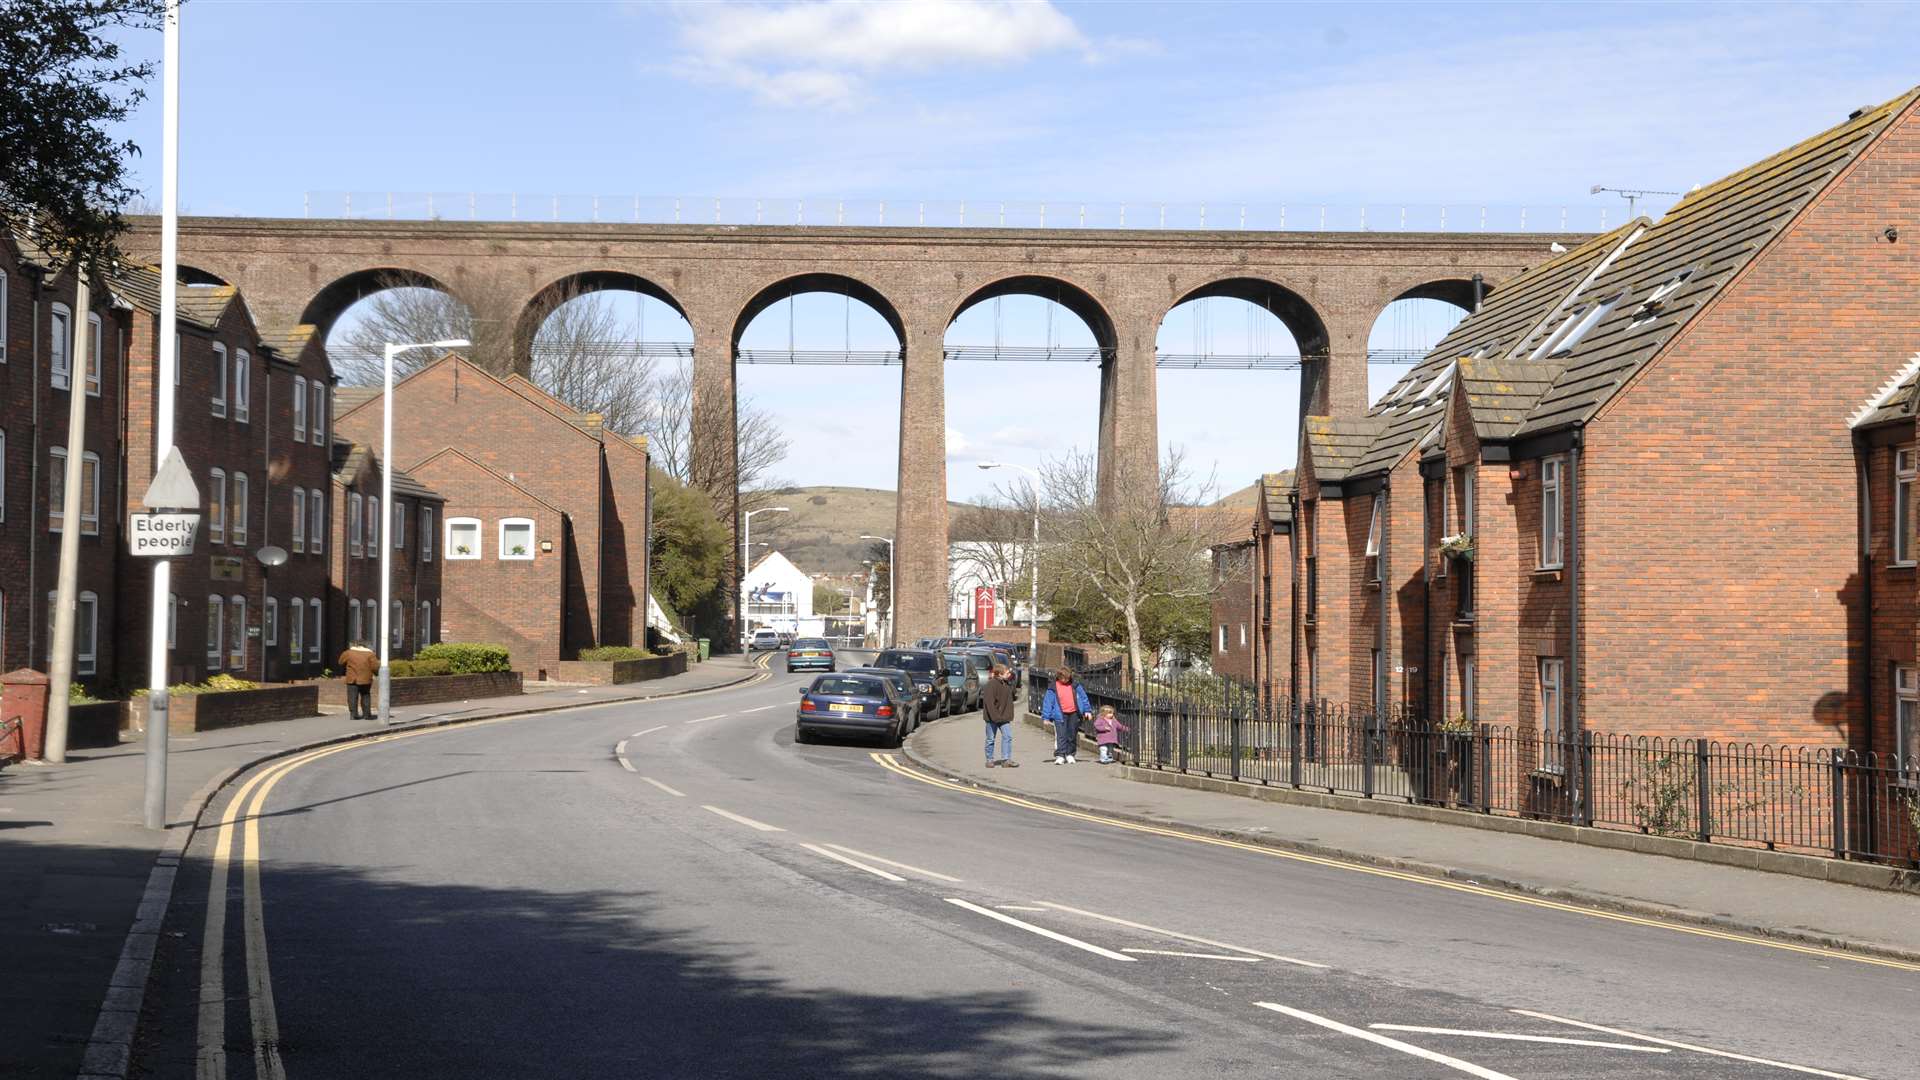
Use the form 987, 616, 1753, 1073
860, 534, 894, 646
741, 506, 789, 642
379, 338, 468, 724
978, 462, 1041, 663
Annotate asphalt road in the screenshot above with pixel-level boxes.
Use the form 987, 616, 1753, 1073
139, 658, 1918, 1079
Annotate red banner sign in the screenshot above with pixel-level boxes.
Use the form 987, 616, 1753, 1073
974, 586, 997, 629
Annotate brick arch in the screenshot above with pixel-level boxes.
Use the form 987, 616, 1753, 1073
1161, 276, 1330, 355
511, 269, 691, 371
945, 274, 1117, 352
1389, 277, 1483, 312
179, 264, 230, 287
730, 272, 906, 353
298, 266, 460, 340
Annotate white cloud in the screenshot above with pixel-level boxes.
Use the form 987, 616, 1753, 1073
670, 0, 1089, 107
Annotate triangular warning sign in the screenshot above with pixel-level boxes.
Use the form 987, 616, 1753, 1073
141, 447, 201, 510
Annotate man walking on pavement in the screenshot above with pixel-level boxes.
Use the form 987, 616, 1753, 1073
338, 640, 379, 721
981, 665, 1018, 768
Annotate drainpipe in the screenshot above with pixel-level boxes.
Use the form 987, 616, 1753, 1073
1423, 472, 1434, 724
1377, 483, 1390, 719
1568, 425, 1586, 825
1288, 489, 1300, 704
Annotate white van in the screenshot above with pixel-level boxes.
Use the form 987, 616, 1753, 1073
748, 628, 782, 651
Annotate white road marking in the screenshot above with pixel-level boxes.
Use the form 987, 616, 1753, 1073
640, 776, 685, 797
1255, 1003, 1517, 1080
685, 714, 727, 725
799, 843, 905, 881
1035, 900, 1328, 969
631, 725, 667, 737
1369, 1025, 1669, 1053
700, 805, 785, 832
944, 898, 1136, 962
820, 843, 963, 882
613, 740, 636, 772
997, 905, 1050, 912
1513, 1010, 1870, 1079
739, 703, 782, 713
1121, 948, 1263, 963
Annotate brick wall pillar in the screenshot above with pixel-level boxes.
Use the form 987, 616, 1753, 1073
893, 317, 949, 643
1, 669, 52, 760
1305, 303, 1375, 420
689, 313, 741, 647
1098, 310, 1159, 499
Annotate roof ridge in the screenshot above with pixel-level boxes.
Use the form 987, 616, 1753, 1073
1669, 87, 1920, 216
1849, 351, 1920, 429
411, 445, 565, 514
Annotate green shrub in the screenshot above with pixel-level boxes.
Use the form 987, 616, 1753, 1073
416, 643, 510, 673
576, 645, 655, 662
388, 658, 455, 679
68, 683, 106, 705
133, 673, 261, 697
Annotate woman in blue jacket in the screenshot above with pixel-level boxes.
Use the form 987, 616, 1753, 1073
1040, 669, 1092, 764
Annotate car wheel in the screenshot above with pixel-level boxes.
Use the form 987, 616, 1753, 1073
794, 724, 814, 745
883, 722, 904, 749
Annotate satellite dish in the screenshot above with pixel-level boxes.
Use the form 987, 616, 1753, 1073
255, 545, 289, 568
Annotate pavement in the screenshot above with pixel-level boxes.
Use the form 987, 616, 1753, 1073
0, 653, 762, 1080
903, 710, 1920, 962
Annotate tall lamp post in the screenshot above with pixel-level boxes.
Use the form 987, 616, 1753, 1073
379, 338, 468, 724
859, 534, 894, 645
978, 462, 1041, 663
741, 506, 789, 641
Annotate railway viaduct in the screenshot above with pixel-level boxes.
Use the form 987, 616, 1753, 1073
129, 216, 1585, 644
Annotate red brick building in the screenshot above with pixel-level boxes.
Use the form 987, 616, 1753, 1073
333, 355, 649, 675
328, 441, 445, 663
1208, 539, 1255, 683
1850, 364, 1920, 768
1248, 473, 1295, 709
1293, 88, 1920, 770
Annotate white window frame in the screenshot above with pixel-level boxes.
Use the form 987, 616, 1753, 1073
421, 505, 434, 561
348, 599, 362, 645
366, 495, 380, 555
1895, 448, 1916, 566
233, 348, 250, 421
211, 341, 228, 417
289, 598, 304, 661
499, 517, 535, 561
49, 303, 71, 389
292, 375, 307, 440
417, 600, 432, 649
48, 446, 66, 531
69, 590, 98, 676
390, 600, 404, 650
208, 468, 227, 544
447, 517, 481, 559
1460, 656, 1476, 723
308, 598, 322, 663
1239, 623, 1247, 647
231, 471, 249, 546
75, 451, 100, 535
349, 492, 363, 555
207, 594, 224, 669
393, 498, 405, 550
308, 490, 324, 555
264, 597, 279, 647
1539, 657, 1566, 773
1540, 455, 1565, 569
365, 599, 379, 647
1899, 665, 1920, 775
228, 595, 246, 668
291, 488, 306, 553
1217, 624, 1227, 653
85, 312, 103, 396
311, 382, 327, 446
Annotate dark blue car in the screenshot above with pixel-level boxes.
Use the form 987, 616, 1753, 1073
795, 673, 906, 747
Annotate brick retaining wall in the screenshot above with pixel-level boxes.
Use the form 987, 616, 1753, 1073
313, 671, 523, 707
552, 652, 687, 685
124, 685, 321, 734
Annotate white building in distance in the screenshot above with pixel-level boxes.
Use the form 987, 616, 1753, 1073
742, 551, 813, 635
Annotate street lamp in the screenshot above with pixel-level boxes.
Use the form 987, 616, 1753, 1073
741, 506, 789, 641
379, 338, 468, 724
978, 462, 1041, 663
860, 534, 894, 646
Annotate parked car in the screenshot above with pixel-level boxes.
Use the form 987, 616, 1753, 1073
982, 644, 1020, 699
748, 628, 782, 651
872, 648, 950, 717
846, 666, 926, 733
940, 648, 985, 714
795, 672, 907, 747
777, 631, 795, 648
786, 637, 835, 673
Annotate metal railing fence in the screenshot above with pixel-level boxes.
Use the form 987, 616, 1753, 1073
1023, 667, 1919, 867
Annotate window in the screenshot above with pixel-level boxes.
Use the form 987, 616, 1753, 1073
231, 472, 249, 546
292, 376, 307, 440
365, 599, 379, 646
393, 498, 405, 550
1900, 666, 1920, 773
311, 382, 327, 446
1895, 448, 1916, 566
1460, 656, 1476, 723
291, 488, 306, 553
417, 601, 433, 649
421, 506, 434, 560
208, 469, 226, 544
49, 449, 101, 535
1542, 293, 1624, 358
367, 495, 380, 554
349, 493, 363, 555
1539, 658, 1566, 773
308, 491, 324, 555
1365, 492, 1384, 581
228, 596, 246, 668
1632, 268, 1696, 326
1239, 623, 1247, 647
79, 452, 99, 535
499, 518, 534, 560
85, 313, 103, 396
348, 599, 362, 644
167, 593, 178, 649
44, 590, 101, 676
289, 599, 304, 660
211, 342, 228, 417
233, 348, 250, 421
1459, 468, 1476, 534
1218, 624, 1227, 653
308, 598, 322, 663
50, 303, 71, 389
1540, 456, 1565, 568
264, 598, 279, 647
447, 517, 481, 559
207, 594, 223, 668
391, 600, 404, 649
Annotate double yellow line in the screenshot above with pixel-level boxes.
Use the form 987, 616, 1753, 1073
869, 752, 1920, 974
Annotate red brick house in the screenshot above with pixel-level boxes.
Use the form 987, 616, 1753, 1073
1850, 362, 1920, 768
334, 355, 649, 674
1208, 538, 1255, 683
328, 440, 445, 664
1249, 472, 1294, 709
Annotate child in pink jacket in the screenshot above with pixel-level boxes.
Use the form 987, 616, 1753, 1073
1092, 704, 1128, 764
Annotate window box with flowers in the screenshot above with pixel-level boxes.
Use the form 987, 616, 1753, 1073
1439, 533, 1476, 561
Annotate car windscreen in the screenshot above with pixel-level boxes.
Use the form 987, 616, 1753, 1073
943, 656, 968, 673
876, 651, 936, 673
811, 676, 885, 696
794, 639, 830, 649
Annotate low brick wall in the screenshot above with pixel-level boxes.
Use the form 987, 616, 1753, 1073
70, 701, 124, 749
125, 685, 321, 734
313, 671, 523, 707
552, 652, 687, 685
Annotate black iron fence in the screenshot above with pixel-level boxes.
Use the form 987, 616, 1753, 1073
1024, 667, 1920, 867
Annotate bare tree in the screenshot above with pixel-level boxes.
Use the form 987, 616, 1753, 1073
1037, 448, 1231, 685
329, 272, 511, 382
528, 291, 657, 438
951, 490, 1039, 609
648, 359, 791, 503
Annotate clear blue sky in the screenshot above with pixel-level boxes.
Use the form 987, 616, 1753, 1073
114, 1, 1920, 501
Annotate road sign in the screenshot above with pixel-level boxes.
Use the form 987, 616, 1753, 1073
141, 447, 200, 510
128, 513, 200, 557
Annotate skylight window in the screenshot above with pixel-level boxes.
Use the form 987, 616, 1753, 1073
1548, 292, 1625, 357
1632, 267, 1697, 325
1418, 361, 1456, 402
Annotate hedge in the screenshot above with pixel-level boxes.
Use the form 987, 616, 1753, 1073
414, 643, 511, 673
576, 645, 658, 662
386, 657, 454, 678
